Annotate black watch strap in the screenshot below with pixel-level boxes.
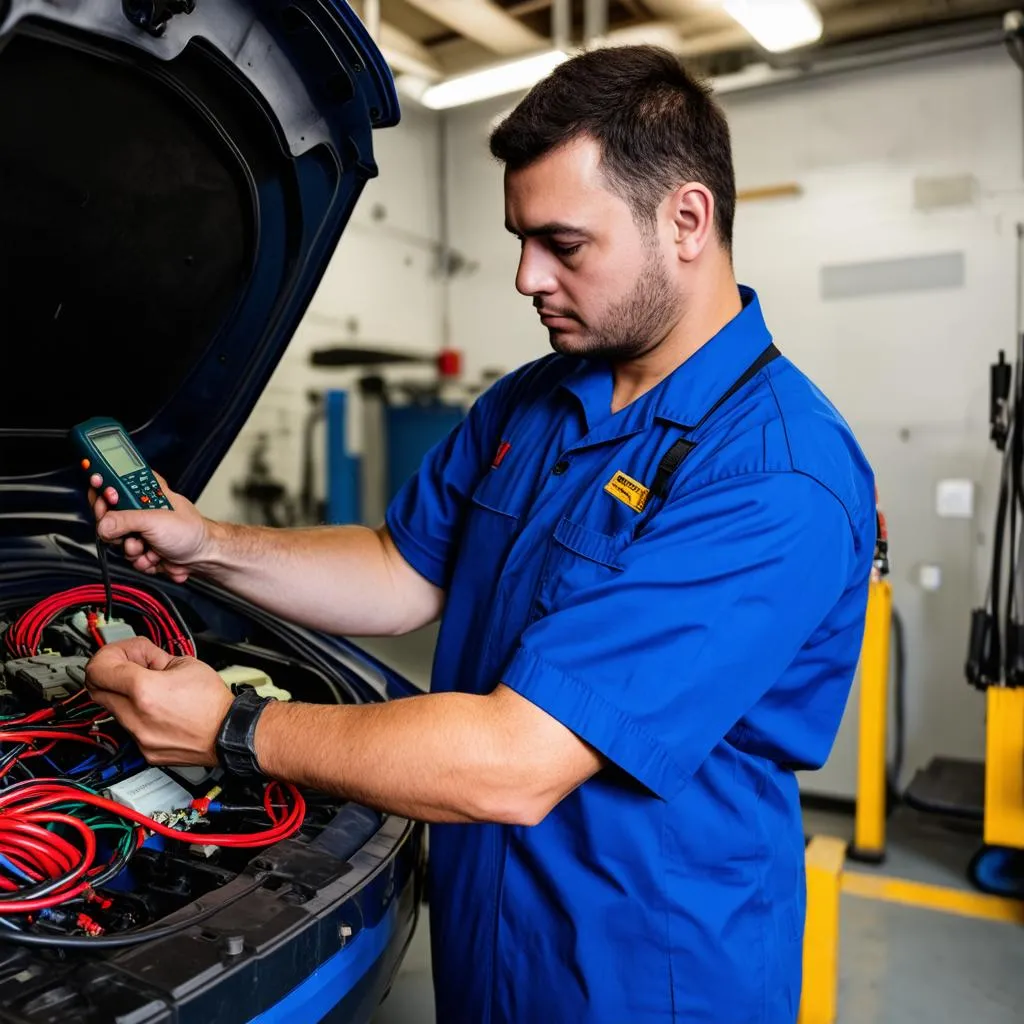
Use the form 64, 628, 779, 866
215, 688, 275, 778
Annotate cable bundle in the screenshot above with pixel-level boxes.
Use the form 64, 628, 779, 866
0, 778, 304, 926
4, 584, 195, 659
0, 690, 123, 785
0, 779, 142, 916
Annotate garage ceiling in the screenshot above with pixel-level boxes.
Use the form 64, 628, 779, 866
351, 0, 1014, 83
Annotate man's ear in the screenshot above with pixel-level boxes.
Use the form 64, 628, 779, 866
669, 182, 716, 263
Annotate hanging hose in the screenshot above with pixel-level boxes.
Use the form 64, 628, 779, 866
887, 605, 906, 799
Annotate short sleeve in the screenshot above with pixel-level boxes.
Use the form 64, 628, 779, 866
501, 472, 860, 801
385, 372, 519, 589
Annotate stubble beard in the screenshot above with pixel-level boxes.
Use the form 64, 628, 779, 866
548, 250, 681, 364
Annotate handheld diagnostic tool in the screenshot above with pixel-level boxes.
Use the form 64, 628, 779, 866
71, 417, 173, 511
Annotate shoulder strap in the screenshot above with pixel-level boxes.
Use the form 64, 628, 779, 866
650, 343, 780, 500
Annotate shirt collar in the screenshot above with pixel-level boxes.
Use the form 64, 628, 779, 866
559, 285, 773, 439
652, 285, 773, 429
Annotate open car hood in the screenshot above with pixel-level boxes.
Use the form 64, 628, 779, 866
0, 0, 398, 518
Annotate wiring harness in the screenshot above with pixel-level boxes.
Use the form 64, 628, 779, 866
4, 583, 195, 659
0, 580, 309, 946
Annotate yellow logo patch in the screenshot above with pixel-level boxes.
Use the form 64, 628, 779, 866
604, 471, 650, 513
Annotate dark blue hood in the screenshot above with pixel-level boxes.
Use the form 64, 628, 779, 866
0, 0, 397, 520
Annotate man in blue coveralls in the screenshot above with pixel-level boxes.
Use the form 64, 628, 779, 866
85, 46, 875, 1024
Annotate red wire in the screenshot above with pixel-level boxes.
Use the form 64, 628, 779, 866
0, 813, 97, 913
0, 829, 69, 878
0, 818, 80, 871
0, 781, 306, 849
0, 847, 44, 883
6, 584, 194, 659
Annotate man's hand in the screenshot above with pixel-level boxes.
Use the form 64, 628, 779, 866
85, 637, 233, 766
88, 470, 211, 583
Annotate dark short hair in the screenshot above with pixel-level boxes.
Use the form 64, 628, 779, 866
490, 45, 736, 250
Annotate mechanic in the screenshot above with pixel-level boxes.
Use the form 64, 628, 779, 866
84, 45, 875, 1024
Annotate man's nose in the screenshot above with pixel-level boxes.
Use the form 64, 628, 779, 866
515, 243, 557, 298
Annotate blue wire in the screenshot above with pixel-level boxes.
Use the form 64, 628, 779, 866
0, 854, 35, 884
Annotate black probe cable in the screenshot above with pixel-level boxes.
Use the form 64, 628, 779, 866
96, 538, 114, 624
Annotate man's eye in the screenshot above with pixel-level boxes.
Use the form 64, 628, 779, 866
553, 243, 583, 257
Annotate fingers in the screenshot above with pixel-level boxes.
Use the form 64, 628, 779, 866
85, 652, 144, 699
96, 509, 153, 543
89, 636, 174, 676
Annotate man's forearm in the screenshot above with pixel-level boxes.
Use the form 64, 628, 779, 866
253, 690, 574, 826
192, 521, 442, 637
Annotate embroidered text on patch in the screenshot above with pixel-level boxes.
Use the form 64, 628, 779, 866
604, 471, 650, 513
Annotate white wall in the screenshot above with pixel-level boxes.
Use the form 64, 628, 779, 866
442, 46, 1024, 797
197, 102, 443, 523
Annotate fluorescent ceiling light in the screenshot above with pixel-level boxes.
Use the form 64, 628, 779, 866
722, 0, 823, 53
420, 50, 569, 110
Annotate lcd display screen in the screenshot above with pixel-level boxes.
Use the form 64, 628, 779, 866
94, 430, 145, 477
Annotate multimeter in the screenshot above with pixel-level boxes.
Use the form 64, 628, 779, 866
71, 417, 173, 511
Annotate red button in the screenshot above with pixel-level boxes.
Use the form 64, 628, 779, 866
81, 459, 91, 471
141, 495, 150, 504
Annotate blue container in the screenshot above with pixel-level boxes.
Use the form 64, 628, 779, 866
385, 402, 465, 503
326, 389, 361, 524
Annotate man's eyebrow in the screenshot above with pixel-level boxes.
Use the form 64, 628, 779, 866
504, 221, 592, 239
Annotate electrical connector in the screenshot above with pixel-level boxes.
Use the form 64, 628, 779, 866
106, 767, 192, 818
70, 611, 136, 647
217, 665, 292, 702
97, 620, 136, 644
3, 655, 88, 702
76, 913, 104, 937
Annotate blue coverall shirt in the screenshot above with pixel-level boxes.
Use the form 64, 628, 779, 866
386, 287, 876, 1023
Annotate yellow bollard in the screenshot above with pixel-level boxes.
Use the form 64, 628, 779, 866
983, 685, 1024, 849
798, 835, 847, 1024
851, 578, 892, 863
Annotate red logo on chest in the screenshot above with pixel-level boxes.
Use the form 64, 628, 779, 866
492, 441, 512, 469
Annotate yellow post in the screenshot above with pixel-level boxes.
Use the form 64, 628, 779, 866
851, 578, 892, 863
798, 835, 846, 1024
984, 685, 1024, 850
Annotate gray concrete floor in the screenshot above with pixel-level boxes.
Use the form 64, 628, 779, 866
362, 633, 1024, 1023
373, 809, 1024, 1023
807, 806, 1024, 1023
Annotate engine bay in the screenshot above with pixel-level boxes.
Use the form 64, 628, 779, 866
0, 566, 361, 953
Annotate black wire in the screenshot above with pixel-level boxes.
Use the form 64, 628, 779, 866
887, 607, 906, 794
77, 739, 136, 789
96, 539, 113, 623
0, 877, 265, 949
81, 843, 135, 891
157, 588, 196, 656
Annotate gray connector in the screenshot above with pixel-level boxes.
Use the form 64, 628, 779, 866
98, 621, 136, 644
3, 655, 89, 702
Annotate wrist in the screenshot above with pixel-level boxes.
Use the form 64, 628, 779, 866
194, 518, 231, 578
252, 699, 287, 778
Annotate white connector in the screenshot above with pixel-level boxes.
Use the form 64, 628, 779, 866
217, 665, 292, 702
106, 768, 192, 817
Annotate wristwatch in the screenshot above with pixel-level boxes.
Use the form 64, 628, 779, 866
215, 688, 276, 778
